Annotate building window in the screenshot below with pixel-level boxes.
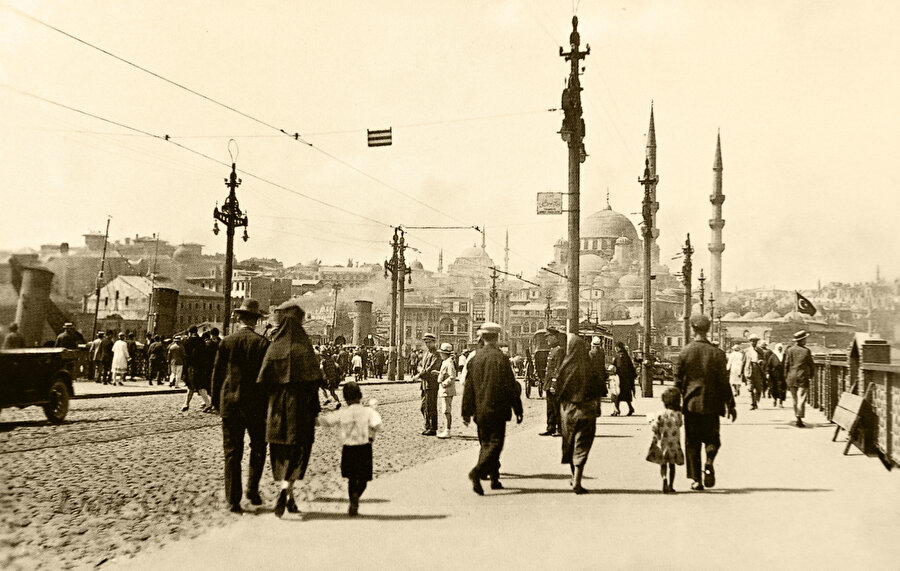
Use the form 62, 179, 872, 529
125, 296, 129, 306
459, 302, 468, 313
457, 318, 468, 334
115, 291, 120, 300
440, 318, 454, 333
104, 297, 108, 307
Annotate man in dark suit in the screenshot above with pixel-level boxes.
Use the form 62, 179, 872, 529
675, 314, 737, 491
783, 330, 815, 427
462, 322, 523, 494
539, 327, 564, 436
212, 299, 270, 513
413, 333, 441, 436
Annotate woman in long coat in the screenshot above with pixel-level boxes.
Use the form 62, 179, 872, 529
556, 334, 604, 494
111, 333, 130, 386
766, 343, 786, 408
257, 301, 323, 517
612, 342, 636, 416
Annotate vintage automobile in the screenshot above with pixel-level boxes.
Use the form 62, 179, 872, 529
0, 348, 77, 423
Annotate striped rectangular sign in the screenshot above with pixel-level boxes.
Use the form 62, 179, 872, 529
367, 128, 392, 147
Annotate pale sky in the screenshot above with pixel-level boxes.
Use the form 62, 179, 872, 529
1, 0, 898, 291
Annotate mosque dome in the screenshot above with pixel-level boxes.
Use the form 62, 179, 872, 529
741, 311, 761, 321
584, 206, 639, 241
782, 310, 806, 322
762, 310, 781, 320
722, 312, 740, 320
173, 243, 202, 263
619, 274, 641, 288
579, 253, 607, 273
615, 236, 630, 245
410, 260, 425, 270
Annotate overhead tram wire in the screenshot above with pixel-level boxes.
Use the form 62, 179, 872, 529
1, 84, 398, 231
5, 6, 507, 240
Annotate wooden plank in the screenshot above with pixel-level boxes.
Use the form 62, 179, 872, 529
837, 393, 863, 412
832, 407, 858, 431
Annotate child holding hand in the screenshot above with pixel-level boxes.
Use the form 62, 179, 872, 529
317, 381, 382, 515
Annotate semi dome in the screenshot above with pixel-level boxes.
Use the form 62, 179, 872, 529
584, 206, 639, 241
579, 253, 607, 273
619, 273, 641, 288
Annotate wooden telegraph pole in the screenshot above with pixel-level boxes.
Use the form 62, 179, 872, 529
385, 228, 400, 381
213, 159, 249, 336
682, 233, 693, 345
396, 228, 410, 380
559, 16, 589, 335
90, 216, 111, 341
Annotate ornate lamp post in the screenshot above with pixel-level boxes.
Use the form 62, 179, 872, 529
213, 151, 248, 335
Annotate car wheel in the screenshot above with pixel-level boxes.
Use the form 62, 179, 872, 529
43, 379, 70, 423
525, 381, 532, 399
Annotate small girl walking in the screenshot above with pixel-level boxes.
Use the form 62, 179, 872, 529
317, 381, 383, 516
646, 387, 685, 493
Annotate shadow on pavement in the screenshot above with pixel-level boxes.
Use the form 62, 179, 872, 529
0, 417, 120, 432
594, 434, 633, 438
499, 472, 593, 481
486, 486, 833, 496
300, 512, 448, 522
312, 497, 390, 504
697, 487, 833, 495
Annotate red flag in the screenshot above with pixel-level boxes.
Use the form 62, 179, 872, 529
796, 292, 817, 316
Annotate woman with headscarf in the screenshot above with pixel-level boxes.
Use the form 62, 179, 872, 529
556, 334, 604, 494
766, 343, 786, 408
611, 342, 636, 416
256, 300, 323, 517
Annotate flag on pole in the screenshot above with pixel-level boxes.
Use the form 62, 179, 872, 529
796, 291, 817, 316
367, 128, 392, 147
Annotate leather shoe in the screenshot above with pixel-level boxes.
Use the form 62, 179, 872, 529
703, 465, 716, 488
228, 504, 243, 514
286, 497, 299, 514
538, 430, 553, 436
274, 489, 287, 518
423, 430, 437, 436
247, 491, 262, 506
468, 470, 484, 496
690, 481, 704, 491
572, 485, 588, 495
490, 479, 503, 490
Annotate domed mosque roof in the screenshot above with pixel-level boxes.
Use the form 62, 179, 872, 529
741, 311, 761, 320
619, 273, 641, 288
584, 202, 639, 242
579, 252, 608, 273
410, 260, 425, 270
457, 244, 493, 262
762, 310, 781, 320
722, 312, 740, 320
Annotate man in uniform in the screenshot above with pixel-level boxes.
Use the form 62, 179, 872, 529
675, 314, 737, 491
211, 299, 270, 513
462, 322, 523, 494
783, 330, 815, 428
54, 322, 85, 350
414, 333, 441, 436
539, 327, 564, 436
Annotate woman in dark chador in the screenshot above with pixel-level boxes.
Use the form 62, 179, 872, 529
556, 334, 604, 494
257, 300, 323, 517
611, 342, 637, 416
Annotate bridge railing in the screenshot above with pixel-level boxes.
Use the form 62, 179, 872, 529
812, 342, 899, 468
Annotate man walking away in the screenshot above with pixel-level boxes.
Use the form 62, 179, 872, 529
783, 330, 815, 427
675, 314, 737, 491
182, 326, 210, 412
148, 335, 166, 385
462, 322, 523, 494
413, 333, 441, 436
2, 323, 24, 349
168, 336, 186, 388
211, 299, 270, 513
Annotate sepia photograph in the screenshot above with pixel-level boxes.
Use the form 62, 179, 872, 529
0, 1, 898, 569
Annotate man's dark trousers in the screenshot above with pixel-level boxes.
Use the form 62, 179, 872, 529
422, 385, 439, 431
684, 412, 721, 482
221, 409, 266, 508
545, 391, 560, 433
474, 418, 506, 479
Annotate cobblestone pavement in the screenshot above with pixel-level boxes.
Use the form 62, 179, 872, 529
0, 382, 546, 570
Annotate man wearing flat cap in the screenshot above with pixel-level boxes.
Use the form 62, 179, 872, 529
783, 330, 814, 427
462, 322, 523, 494
540, 327, 564, 436
211, 298, 270, 513
413, 333, 441, 436
675, 314, 737, 491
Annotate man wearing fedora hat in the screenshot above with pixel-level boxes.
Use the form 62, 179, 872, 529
784, 330, 814, 427
413, 333, 441, 436
436, 342, 457, 438
54, 322, 84, 350
462, 322, 523, 494
211, 298, 270, 513
742, 333, 765, 410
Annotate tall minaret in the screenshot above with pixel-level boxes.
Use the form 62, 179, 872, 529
437, 249, 443, 273
709, 131, 725, 300
646, 103, 660, 266
504, 229, 510, 280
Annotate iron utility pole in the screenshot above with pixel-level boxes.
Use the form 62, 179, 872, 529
146, 232, 160, 337
698, 268, 706, 315
559, 16, 589, 334
639, 158, 658, 398
330, 284, 343, 339
489, 266, 500, 323
708, 293, 716, 344
213, 160, 249, 336
396, 228, 411, 380
682, 233, 693, 345
90, 216, 111, 341
385, 228, 400, 381
545, 290, 553, 329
